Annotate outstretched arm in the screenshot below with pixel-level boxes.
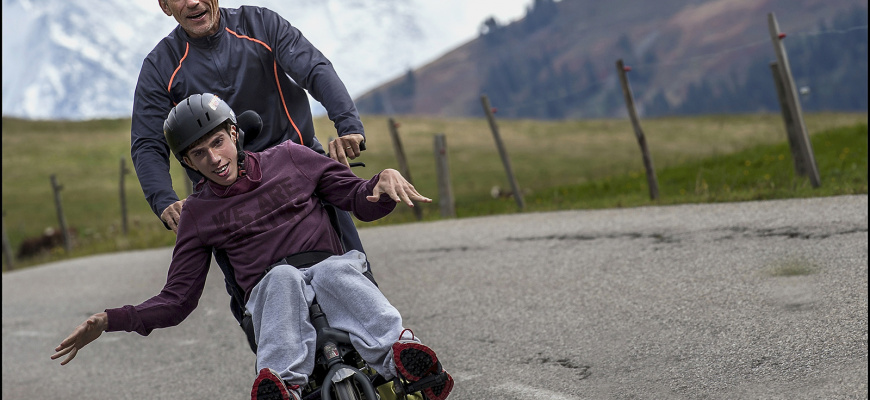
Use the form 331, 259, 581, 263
51, 312, 108, 366
367, 169, 432, 207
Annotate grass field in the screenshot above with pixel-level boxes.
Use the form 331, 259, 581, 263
2, 112, 867, 270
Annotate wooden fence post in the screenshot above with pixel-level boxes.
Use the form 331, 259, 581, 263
120, 157, 130, 235
480, 95, 525, 211
768, 12, 821, 188
387, 118, 423, 221
2, 211, 14, 270
616, 59, 659, 200
50, 174, 72, 253
769, 62, 808, 177
433, 134, 456, 218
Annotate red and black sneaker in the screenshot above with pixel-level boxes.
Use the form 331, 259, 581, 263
392, 329, 454, 400
251, 368, 301, 400
421, 373, 454, 400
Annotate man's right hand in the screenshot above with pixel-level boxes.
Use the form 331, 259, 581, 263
161, 199, 186, 233
328, 134, 365, 168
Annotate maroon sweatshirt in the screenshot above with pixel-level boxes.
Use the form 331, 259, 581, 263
106, 141, 395, 335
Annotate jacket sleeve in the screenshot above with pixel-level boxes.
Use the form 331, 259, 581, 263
289, 144, 395, 221
130, 56, 181, 221
104, 209, 211, 336
261, 8, 365, 139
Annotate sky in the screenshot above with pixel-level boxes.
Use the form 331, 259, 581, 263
201, 0, 535, 95
218, 0, 538, 113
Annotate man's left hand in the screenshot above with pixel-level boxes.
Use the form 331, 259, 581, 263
328, 134, 365, 167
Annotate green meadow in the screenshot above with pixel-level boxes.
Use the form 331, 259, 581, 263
2, 112, 866, 270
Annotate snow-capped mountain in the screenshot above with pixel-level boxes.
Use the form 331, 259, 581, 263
1, 0, 532, 120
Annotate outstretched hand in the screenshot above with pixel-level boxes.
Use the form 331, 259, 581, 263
51, 312, 108, 366
368, 169, 432, 207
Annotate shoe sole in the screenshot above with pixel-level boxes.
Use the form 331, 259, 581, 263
252, 369, 293, 400
393, 342, 440, 381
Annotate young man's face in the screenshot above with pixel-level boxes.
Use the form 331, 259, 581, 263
183, 127, 240, 186
159, 0, 221, 38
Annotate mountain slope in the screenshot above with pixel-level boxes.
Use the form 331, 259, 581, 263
1, 1, 173, 120
354, 0, 867, 119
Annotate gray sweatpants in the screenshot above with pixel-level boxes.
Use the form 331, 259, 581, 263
245, 250, 414, 386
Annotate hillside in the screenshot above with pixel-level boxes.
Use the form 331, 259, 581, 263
355, 0, 868, 119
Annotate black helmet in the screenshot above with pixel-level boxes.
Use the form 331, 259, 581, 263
164, 93, 237, 163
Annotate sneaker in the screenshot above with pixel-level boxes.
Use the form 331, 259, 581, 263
251, 368, 301, 400
422, 372, 454, 400
392, 329, 454, 400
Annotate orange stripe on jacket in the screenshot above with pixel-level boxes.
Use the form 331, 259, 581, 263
167, 43, 190, 105
225, 27, 303, 145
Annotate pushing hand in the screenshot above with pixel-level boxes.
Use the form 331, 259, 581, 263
328, 134, 364, 167
161, 199, 186, 234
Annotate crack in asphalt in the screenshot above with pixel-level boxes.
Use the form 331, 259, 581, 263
416, 246, 484, 253
521, 352, 592, 380
504, 226, 867, 245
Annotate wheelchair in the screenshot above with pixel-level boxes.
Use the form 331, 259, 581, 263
209, 114, 447, 400
214, 204, 449, 400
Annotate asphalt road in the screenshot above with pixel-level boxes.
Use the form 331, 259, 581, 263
3, 195, 867, 399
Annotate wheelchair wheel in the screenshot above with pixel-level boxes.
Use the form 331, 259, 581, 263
332, 379, 362, 400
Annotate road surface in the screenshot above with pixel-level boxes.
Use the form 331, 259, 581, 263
3, 195, 867, 399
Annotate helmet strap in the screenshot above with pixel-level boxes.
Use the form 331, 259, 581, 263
237, 150, 247, 177
234, 127, 247, 177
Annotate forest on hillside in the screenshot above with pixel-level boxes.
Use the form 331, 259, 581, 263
355, 0, 867, 120
670, 7, 868, 116
477, 1, 867, 119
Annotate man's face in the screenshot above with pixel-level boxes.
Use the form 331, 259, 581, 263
183, 127, 240, 186
159, 0, 221, 38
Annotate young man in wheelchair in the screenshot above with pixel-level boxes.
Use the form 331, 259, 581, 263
51, 93, 454, 400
